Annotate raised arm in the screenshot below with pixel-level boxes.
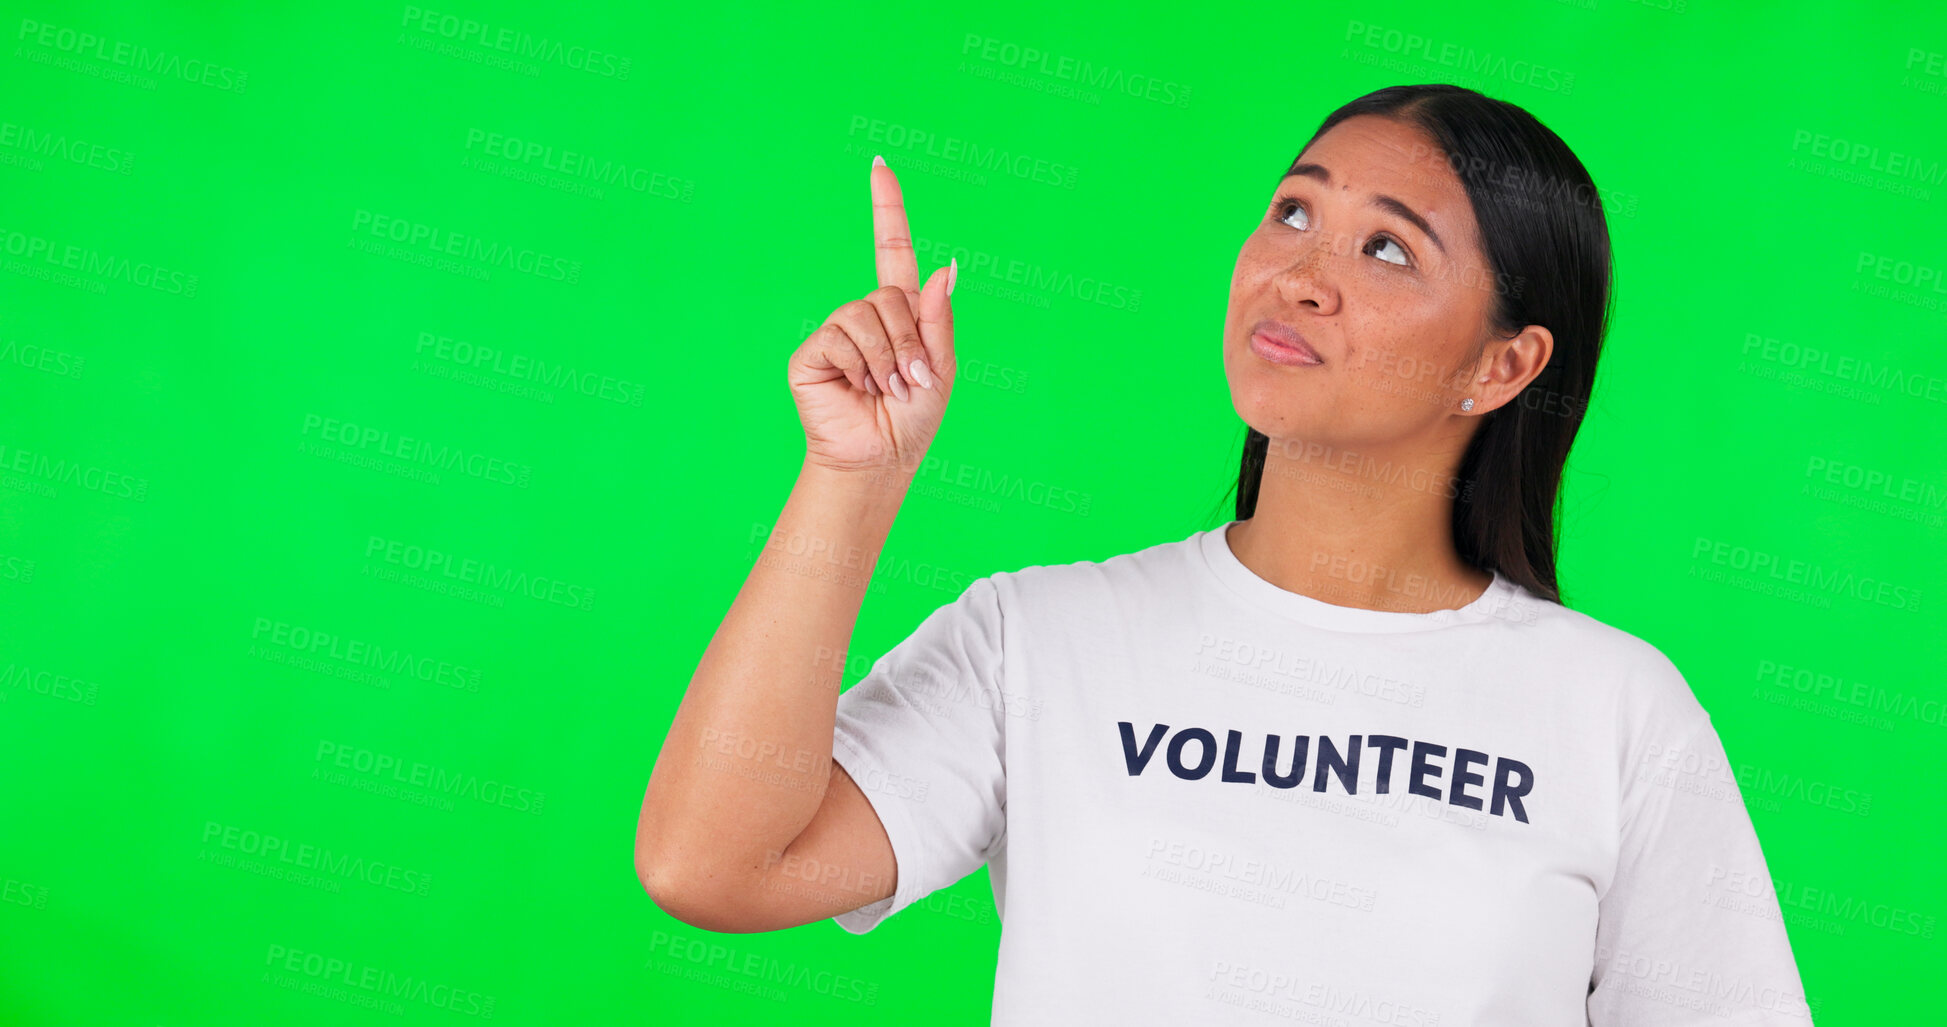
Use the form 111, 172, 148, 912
635, 157, 958, 932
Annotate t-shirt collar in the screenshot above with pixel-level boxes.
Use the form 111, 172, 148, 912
1194, 520, 1528, 633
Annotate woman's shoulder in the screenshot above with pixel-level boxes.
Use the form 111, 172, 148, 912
978, 527, 1207, 602
1515, 592, 1709, 728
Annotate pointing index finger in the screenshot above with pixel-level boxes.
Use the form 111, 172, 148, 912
871, 155, 922, 305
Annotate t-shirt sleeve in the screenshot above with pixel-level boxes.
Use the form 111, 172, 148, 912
829, 574, 1008, 934
1588, 710, 1814, 1025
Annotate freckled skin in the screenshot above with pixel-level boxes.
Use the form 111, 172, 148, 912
1223, 114, 1548, 448
1221, 114, 1556, 610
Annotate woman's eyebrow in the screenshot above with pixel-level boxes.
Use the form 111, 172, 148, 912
1284, 163, 1446, 255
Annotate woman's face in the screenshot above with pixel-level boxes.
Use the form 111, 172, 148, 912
1224, 114, 1511, 451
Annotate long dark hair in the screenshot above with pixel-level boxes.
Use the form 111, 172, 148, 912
1227, 84, 1613, 606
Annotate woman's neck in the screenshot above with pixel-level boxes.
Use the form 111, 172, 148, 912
1230, 443, 1491, 613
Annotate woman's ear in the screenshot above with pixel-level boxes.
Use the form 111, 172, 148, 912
1475, 325, 1554, 410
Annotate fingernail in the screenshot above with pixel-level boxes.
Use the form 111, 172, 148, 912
948, 257, 958, 297
908, 358, 934, 390
889, 370, 910, 402
873, 154, 886, 168
863, 375, 878, 396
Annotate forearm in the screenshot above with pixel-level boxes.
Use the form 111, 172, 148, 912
637, 458, 914, 891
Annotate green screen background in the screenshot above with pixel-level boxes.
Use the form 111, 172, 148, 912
5, 0, 1943, 1022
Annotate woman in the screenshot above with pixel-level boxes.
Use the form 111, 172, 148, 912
637, 83, 1812, 1025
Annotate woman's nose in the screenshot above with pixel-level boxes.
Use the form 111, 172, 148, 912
1272, 241, 1339, 313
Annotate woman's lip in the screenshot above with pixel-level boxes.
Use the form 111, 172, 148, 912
1250, 326, 1323, 366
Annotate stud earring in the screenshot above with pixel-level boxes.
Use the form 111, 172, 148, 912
1461, 398, 1475, 412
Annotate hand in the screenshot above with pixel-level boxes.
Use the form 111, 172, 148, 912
788, 156, 956, 476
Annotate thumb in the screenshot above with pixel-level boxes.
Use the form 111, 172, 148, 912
916, 259, 956, 383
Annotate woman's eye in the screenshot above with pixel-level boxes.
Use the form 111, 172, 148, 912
1271, 198, 1413, 269
1370, 236, 1409, 267
1274, 199, 1309, 231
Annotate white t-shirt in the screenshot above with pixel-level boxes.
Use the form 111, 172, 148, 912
830, 522, 1811, 1026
